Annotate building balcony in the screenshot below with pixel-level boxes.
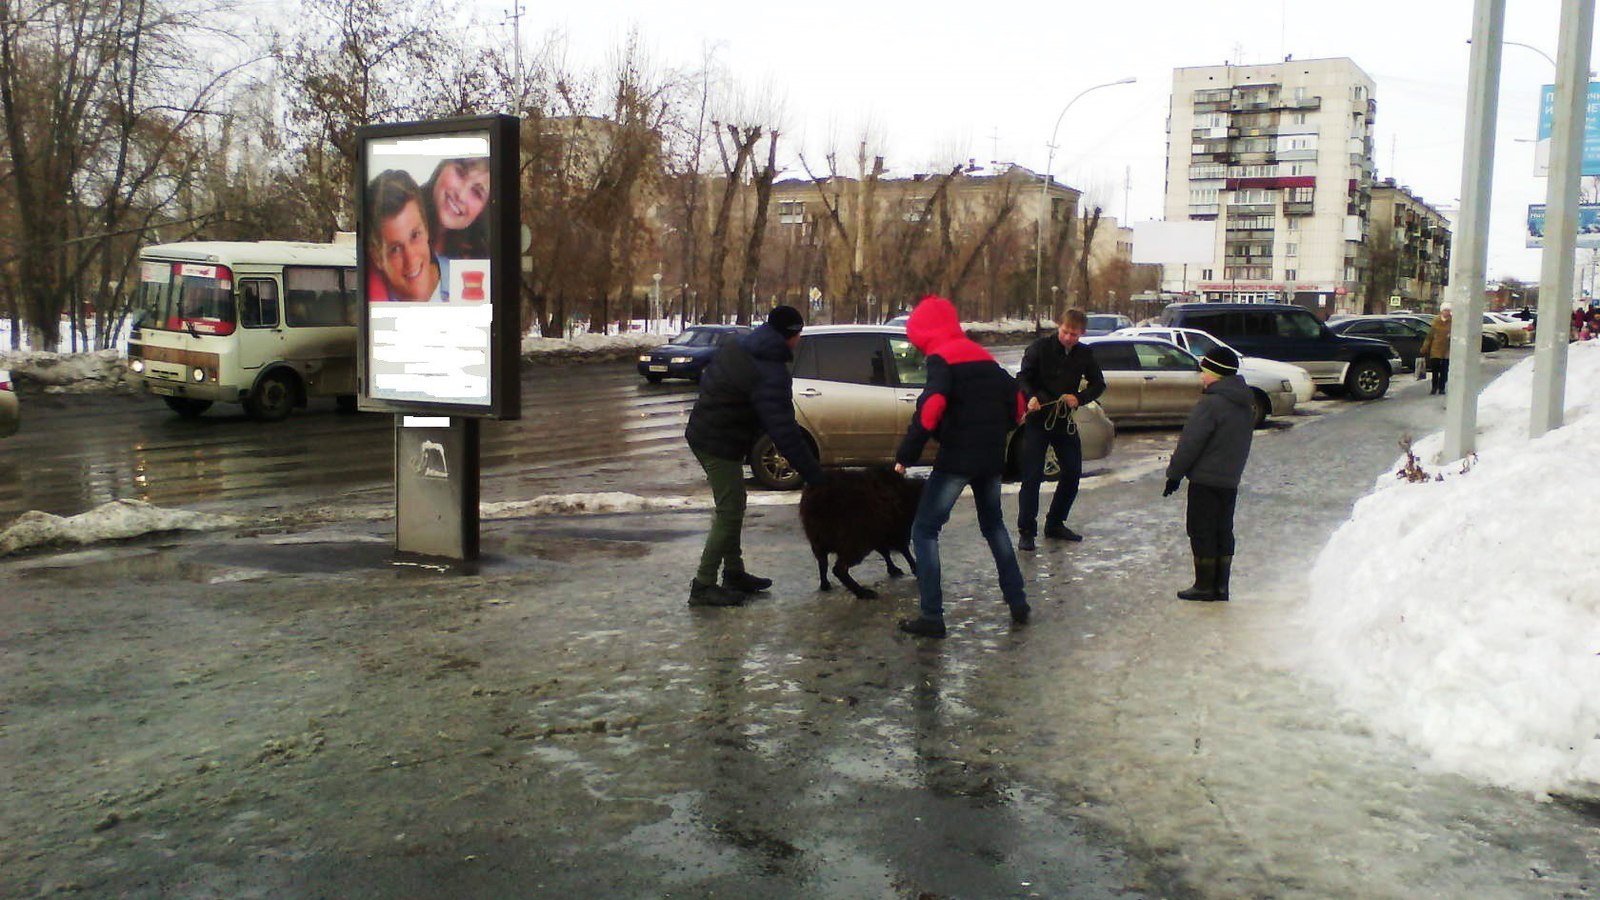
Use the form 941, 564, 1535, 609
1284, 201, 1315, 216
1279, 96, 1322, 111
1189, 203, 1221, 216
1227, 202, 1276, 216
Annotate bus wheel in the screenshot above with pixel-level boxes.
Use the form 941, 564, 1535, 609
245, 372, 297, 422
162, 397, 212, 418
335, 394, 359, 414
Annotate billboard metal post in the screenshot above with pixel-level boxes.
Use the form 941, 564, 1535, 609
1532, 0, 1597, 438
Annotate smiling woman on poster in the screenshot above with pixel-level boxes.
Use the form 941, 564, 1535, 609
423, 157, 492, 259
367, 169, 445, 302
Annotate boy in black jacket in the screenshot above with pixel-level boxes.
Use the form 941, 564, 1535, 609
1162, 346, 1254, 602
893, 296, 1030, 638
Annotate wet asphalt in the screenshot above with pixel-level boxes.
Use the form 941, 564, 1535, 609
8, 351, 1600, 897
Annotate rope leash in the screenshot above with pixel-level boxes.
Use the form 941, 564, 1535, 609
1038, 396, 1078, 434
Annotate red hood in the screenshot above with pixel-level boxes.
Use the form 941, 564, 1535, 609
906, 295, 992, 364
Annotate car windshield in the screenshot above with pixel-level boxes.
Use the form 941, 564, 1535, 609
673, 328, 725, 348
1087, 315, 1122, 331
1184, 331, 1223, 357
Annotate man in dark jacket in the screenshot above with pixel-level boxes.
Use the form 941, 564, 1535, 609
684, 306, 826, 607
893, 296, 1029, 638
1015, 308, 1106, 550
1162, 346, 1254, 602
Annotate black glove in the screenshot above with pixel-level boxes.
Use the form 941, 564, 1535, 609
1162, 478, 1181, 497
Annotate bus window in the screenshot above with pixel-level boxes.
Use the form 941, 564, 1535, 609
239, 279, 279, 328
285, 266, 347, 327
142, 262, 235, 334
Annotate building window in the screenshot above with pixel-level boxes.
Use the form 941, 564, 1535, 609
1290, 112, 1307, 125
1288, 187, 1314, 203
1285, 243, 1298, 257
1285, 269, 1297, 281
777, 200, 805, 225
1285, 218, 1299, 231
1202, 268, 1213, 280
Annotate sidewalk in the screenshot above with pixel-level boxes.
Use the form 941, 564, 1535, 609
4, 374, 1598, 897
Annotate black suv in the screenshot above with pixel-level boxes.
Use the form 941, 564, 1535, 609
1159, 302, 1401, 400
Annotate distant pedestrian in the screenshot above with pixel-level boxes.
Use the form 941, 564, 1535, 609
893, 296, 1029, 638
683, 305, 826, 607
1014, 308, 1106, 550
1163, 346, 1255, 602
1418, 303, 1453, 395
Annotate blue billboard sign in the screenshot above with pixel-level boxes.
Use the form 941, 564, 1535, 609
1536, 83, 1600, 176
1525, 203, 1600, 248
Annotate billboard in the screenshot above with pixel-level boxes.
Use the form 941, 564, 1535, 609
1524, 203, 1600, 248
1533, 82, 1600, 177
356, 115, 521, 419
1130, 220, 1217, 265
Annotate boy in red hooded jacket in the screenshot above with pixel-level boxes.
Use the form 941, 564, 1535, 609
893, 296, 1030, 638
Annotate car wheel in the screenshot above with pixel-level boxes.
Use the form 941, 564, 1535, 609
749, 434, 805, 490
644, 374, 664, 384
162, 397, 212, 418
1479, 334, 1497, 352
1495, 333, 1508, 350
244, 371, 297, 422
1250, 389, 1271, 428
1344, 360, 1389, 401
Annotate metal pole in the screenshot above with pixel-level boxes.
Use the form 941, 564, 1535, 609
1442, 0, 1504, 463
1035, 77, 1136, 332
1531, 0, 1595, 437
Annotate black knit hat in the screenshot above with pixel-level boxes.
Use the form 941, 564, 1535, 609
766, 305, 805, 337
1199, 346, 1240, 378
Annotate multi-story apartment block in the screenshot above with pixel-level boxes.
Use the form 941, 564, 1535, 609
1368, 179, 1452, 313
1162, 58, 1378, 316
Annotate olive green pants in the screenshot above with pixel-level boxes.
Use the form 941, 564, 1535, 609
693, 447, 748, 586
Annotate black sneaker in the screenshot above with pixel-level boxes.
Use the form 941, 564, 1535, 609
688, 580, 747, 607
897, 617, 947, 638
721, 571, 773, 593
1017, 534, 1036, 551
1044, 523, 1082, 542
1010, 605, 1031, 625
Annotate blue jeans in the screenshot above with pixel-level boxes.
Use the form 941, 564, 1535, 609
910, 469, 1027, 622
1016, 418, 1082, 536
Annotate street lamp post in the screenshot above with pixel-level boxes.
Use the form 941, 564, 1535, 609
1036, 76, 1136, 332
652, 272, 663, 332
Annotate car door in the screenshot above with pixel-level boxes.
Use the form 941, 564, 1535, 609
790, 332, 902, 462
1086, 341, 1143, 420
1270, 308, 1344, 382
1378, 319, 1423, 365
1132, 340, 1203, 420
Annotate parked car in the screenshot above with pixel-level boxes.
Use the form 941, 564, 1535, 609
1392, 313, 1502, 354
1327, 316, 1427, 370
748, 324, 1115, 489
636, 324, 750, 383
0, 368, 17, 438
1085, 313, 1134, 336
1485, 311, 1533, 346
1158, 302, 1402, 400
1079, 335, 1205, 426
1117, 326, 1311, 426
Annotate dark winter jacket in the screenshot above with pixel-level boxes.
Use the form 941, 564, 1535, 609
894, 297, 1026, 479
685, 324, 825, 484
1165, 374, 1254, 490
1016, 333, 1106, 430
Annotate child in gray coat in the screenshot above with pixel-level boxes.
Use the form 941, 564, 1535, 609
1162, 346, 1254, 601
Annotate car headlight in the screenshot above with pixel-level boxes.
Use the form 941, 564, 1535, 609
129, 359, 145, 374
191, 367, 206, 382
670, 356, 693, 364
638, 354, 652, 363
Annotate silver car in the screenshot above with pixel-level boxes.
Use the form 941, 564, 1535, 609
749, 324, 1114, 489
0, 368, 18, 439
1115, 326, 1310, 426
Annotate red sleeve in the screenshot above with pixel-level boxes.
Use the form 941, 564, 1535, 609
1014, 389, 1026, 425
919, 393, 948, 431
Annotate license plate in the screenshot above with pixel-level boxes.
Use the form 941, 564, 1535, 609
648, 365, 668, 373
148, 382, 178, 397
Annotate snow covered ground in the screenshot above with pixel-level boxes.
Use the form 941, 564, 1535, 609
1299, 340, 1600, 796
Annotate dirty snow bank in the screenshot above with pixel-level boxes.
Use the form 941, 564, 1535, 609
0, 499, 241, 555
1299, 341, 1600, 795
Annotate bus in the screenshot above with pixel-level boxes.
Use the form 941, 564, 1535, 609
125, 239, 360, 420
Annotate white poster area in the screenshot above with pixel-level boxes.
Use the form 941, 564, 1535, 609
368, 303, 493, 405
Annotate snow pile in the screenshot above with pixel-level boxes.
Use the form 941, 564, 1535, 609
0, 499, 241, 556
1301, 341, 1600, 794
0, 349, 130, 393
520, 331, 665, 361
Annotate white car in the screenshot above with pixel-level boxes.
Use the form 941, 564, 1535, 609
1484, 312, 1533, 347
1115, 326, 1313, 426
0, 368, 17, 438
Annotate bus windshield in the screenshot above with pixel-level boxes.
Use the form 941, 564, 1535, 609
136, 261, 237, 335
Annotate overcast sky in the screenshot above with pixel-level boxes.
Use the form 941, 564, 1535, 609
486, 0, 1594, 285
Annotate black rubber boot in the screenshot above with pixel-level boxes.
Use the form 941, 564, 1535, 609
689, 580, 747, 607
1177, 557, 1219, 601
722, 571, 773, 593
1214, 556, 1233, 602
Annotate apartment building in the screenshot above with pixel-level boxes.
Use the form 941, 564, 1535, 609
1162, 57, 1377, 316
1368, 179, 1452, 313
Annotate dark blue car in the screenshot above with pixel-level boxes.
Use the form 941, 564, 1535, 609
637, 324, 751, 383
